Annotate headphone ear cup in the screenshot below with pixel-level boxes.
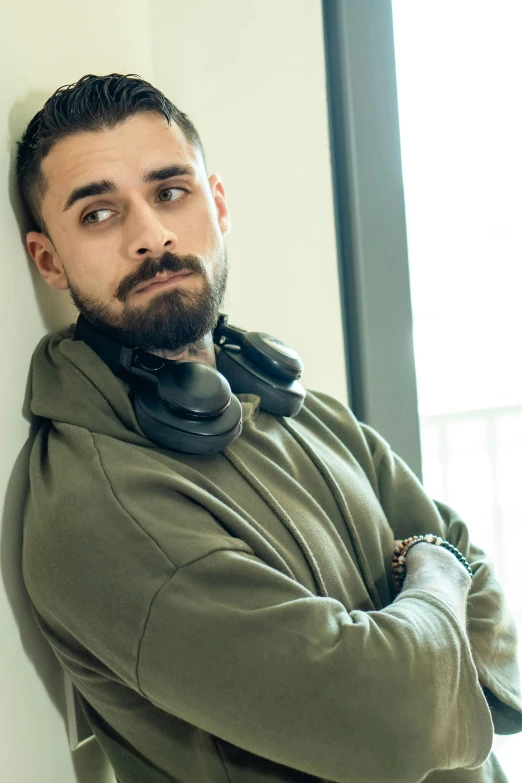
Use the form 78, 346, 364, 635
132, 383, 243, 454
216, 345, 305, 418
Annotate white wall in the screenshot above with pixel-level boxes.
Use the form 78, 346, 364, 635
0, 1, 344, 780
150, 0, 346, 400
1, 4, 155, 780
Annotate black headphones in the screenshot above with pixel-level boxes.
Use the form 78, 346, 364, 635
74, 312, 306, 454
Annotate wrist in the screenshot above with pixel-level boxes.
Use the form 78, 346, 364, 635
392, 534, 473, 594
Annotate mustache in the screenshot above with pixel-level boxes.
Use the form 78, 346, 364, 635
119, 252, 203, 299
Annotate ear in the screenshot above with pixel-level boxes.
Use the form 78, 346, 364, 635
208, 174, 231, 237
26, 231, 69, 291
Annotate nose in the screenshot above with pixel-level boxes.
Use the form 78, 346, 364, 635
123, 200, 178, 259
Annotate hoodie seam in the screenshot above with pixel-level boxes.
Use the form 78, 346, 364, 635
89, 432, 178, 570
372, 444, 392, 482
89, 432, 254, 697
213, 737, 233, 783
89, 433, 252, 571
134, 549, 255, 698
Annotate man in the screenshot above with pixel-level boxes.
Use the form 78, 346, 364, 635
17, 73, 522, 782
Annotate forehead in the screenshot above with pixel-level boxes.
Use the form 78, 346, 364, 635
41, 111, 202, 208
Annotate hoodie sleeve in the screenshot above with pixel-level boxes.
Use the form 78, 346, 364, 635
136, 543, 493, 783
358, 420, 522, 737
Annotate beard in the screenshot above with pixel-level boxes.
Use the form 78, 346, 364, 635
65, 246, 228, 353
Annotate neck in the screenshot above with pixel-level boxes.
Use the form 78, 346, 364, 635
148, 331, 217, 368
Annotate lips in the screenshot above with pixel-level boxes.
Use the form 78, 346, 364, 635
136, 271, 192, 293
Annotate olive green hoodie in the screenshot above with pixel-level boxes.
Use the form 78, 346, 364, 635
22, 324, 522, 783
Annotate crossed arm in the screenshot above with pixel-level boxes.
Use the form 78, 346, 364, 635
369, 429, 522, 735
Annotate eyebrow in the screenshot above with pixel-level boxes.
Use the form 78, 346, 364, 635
62, 164, 197, 212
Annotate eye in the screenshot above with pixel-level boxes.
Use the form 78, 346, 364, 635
158, 187, 187, 202
82, 208, 113, 226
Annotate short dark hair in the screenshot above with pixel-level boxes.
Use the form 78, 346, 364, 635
15, 73, 206, 236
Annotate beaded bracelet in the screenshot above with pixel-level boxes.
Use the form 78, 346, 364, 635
392, 534, 473, 592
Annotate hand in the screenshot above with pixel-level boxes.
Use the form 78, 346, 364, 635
393, 539, 471, 585
394, 538, 471, 629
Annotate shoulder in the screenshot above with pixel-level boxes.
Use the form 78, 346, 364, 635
24, 423, 169, 594
23, 423, 247, 603
299, 388, 391, 469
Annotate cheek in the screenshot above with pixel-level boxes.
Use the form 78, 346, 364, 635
70, 250, 120, 299
182, 203, 221, 246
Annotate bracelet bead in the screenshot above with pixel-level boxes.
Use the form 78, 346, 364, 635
391, 533, 473, 593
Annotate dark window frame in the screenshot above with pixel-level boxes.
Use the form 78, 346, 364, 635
322, 0, 423, 479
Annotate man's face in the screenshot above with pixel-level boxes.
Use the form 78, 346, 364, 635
26, 111, 230, 352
